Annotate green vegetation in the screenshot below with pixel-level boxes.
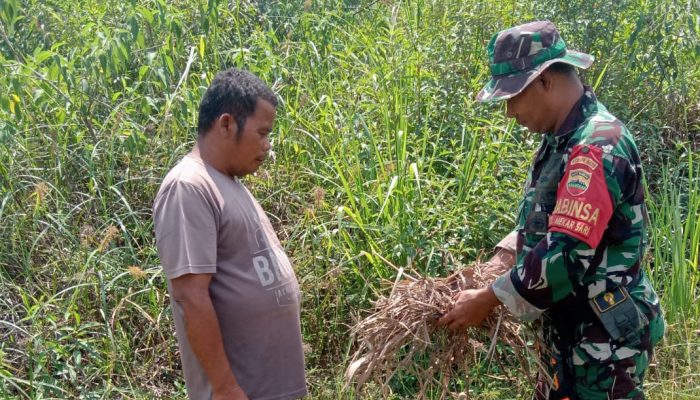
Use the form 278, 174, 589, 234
0, 0, 698, 398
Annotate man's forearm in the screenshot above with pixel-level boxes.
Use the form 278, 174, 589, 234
179, 296, 239, 393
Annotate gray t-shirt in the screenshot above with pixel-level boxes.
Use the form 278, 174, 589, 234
153, 155, 307, 400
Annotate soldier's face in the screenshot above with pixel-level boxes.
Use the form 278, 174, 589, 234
506, 77, 555, 133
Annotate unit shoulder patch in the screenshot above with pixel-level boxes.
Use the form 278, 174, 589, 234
549, 144, 613, 248
566, 168, 592, 196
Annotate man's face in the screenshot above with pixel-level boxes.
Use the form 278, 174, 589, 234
223, 99, 275, 177
505, 77, 553, 134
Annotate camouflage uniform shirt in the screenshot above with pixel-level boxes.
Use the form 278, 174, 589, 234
492, 87, 665, 399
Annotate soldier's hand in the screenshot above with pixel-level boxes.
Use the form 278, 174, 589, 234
436, 286, 501, 331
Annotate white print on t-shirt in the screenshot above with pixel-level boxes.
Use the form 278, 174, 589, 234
251, 227, 298, 306
252, 252, 294, 286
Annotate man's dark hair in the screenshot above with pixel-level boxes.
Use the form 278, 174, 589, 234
546, 62, 578, 77
197, 68, 278, 137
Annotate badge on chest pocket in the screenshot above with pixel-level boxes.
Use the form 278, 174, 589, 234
589, 286, 649, 346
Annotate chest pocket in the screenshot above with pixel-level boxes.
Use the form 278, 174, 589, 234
523, 152, 565, 234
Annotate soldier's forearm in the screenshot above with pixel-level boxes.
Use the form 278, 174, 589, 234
488, 248, 516, 275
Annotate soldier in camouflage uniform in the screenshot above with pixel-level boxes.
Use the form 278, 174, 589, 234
438, 21, 665, 399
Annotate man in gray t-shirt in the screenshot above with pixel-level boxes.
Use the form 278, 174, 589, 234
153, 69, 307, 400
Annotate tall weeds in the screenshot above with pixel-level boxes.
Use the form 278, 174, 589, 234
0, 0, 698, 398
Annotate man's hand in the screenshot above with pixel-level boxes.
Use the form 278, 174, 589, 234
213, 385, 249, 400
171, 274, 244, 399
436, 286, 502, 331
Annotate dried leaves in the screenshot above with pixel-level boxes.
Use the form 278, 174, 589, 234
345, 263, 528, 398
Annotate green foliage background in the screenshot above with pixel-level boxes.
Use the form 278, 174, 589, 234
0, 0, 698, 398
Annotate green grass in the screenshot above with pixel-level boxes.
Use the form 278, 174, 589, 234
0, 0, 698, 398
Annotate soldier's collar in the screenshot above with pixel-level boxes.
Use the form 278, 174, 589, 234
544, 86, 598, 147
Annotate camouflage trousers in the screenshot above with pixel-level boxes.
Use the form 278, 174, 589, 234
532, 309, 664, 400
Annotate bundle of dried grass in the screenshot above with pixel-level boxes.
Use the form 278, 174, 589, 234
345, 262, 530, 398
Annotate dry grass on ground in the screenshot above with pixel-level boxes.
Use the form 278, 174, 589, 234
345, 263, 534, 398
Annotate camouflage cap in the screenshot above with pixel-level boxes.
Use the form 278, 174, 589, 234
477, 20, 594, 102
